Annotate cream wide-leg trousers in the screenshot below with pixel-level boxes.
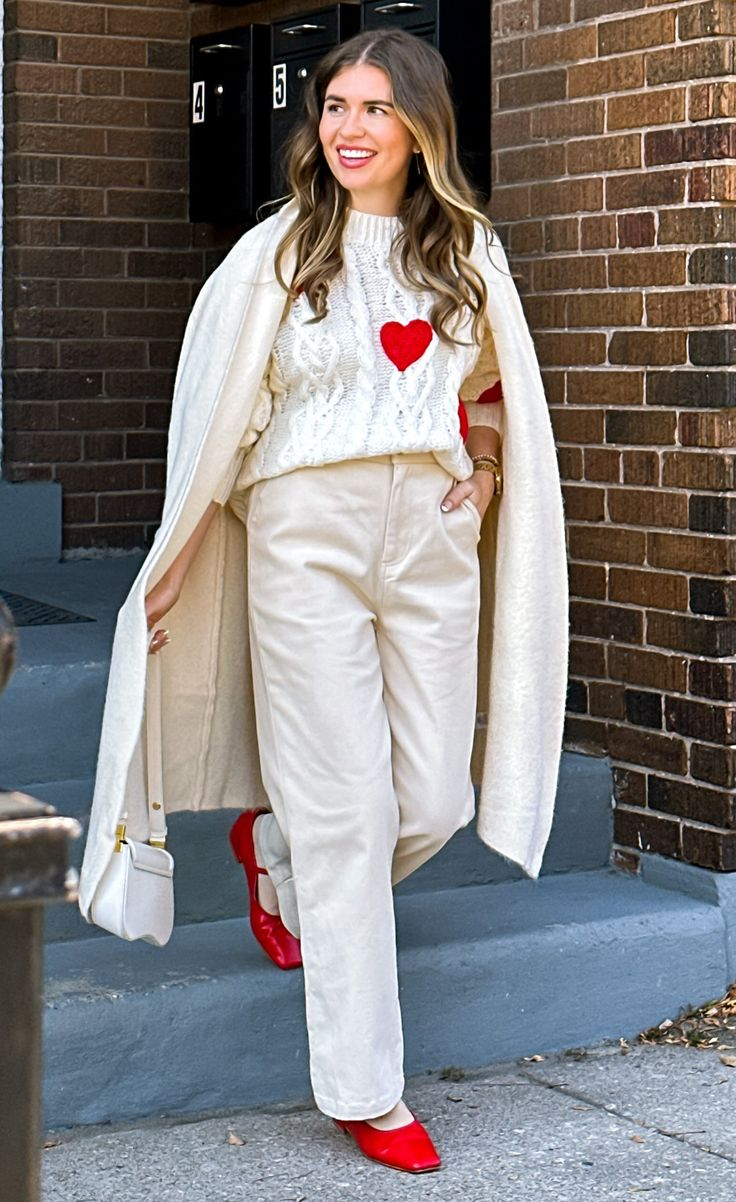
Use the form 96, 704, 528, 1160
245, 453, 481, 1120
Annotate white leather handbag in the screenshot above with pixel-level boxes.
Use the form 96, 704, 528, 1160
90, 634, 174, 947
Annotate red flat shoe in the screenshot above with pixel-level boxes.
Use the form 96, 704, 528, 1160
229, 809, 302, 971
334, 1115, 442, 1174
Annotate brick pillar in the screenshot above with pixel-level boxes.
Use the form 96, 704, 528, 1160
491, 0, 736, 871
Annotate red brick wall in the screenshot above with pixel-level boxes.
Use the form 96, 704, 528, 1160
3, 0, 215, 548
2, 0, 349, 548
490, 0, 736, 871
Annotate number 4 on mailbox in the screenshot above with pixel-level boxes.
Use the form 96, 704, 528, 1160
192, 80, 205, 124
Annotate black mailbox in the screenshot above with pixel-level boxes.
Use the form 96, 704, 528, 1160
190, 23, 271, 224
362, 0, 491, 197
270, 5, 362, 201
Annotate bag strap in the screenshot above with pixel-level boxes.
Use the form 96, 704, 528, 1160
145, 632, 168, 849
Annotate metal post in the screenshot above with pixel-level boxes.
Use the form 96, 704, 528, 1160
0, 792, 80, 1202
0, 598, 80, 1200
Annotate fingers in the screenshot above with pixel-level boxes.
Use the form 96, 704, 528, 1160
148, 628, 171, 655
440, 483, 472, 512
441, 476, 494, 521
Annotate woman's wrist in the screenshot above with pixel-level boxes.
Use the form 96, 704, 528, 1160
471, 455, 502, 498
157, 563, 184, 592
465, 426, 501, 462
472, 468, 497, 499
155, 501, 220, 597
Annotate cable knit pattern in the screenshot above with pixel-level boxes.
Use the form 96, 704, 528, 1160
228, 208, 492, 494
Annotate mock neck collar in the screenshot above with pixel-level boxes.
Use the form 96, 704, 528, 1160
343, 208, 403, 247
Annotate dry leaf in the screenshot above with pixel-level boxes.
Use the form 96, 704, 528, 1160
630, 1134, 645, 1144
719, 1055, 736, 1068
439, 1066, 466, 1082
227, 1131, 246, 1146
638, 985, 736, 1049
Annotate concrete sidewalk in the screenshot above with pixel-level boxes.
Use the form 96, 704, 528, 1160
42, 1040, 736, 1202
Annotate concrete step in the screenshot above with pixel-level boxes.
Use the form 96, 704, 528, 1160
36, 748, 613, 942
0, 554, 144, 788
43, 867, 729, 1130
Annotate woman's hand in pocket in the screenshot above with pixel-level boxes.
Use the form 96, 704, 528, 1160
441, 469, 496, 522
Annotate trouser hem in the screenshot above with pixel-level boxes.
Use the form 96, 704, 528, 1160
314, 1082, 405, 1122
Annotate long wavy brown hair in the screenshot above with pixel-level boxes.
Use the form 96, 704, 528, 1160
272, 28, 495, 347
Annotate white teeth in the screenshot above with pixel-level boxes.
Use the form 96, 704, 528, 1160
340, 150, 374, 159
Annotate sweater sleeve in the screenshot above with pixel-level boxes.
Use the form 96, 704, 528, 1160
212, 446, 246, 506
463, 394, 504, 438
460, 315, 504, 441
211, 369, 276, 504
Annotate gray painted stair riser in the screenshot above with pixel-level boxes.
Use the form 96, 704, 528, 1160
0, 553, 143, 788
1, 663, 108, 786
640, 853, 736, 982
38, 751, 614, 942
0, 482, 61, 568
42, 871, 727, 1129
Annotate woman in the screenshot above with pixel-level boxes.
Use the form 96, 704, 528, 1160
78, 29, 568, 1176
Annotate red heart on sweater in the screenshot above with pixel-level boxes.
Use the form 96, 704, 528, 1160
380, 320, 433, 372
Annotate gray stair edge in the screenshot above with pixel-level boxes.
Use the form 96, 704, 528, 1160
639, 852, 736, 980
42, 869, 729, 1129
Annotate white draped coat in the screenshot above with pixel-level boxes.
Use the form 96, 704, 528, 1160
78, 199, 569, 925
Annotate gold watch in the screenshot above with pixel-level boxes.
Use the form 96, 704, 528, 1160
471, 454, 503, 498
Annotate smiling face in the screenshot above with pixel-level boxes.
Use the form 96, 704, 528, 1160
318, 63, 418, 216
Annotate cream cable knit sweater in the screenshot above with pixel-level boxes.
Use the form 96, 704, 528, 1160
214, 208, 504, 504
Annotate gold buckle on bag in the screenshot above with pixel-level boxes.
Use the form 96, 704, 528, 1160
113, 821, 166, 851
